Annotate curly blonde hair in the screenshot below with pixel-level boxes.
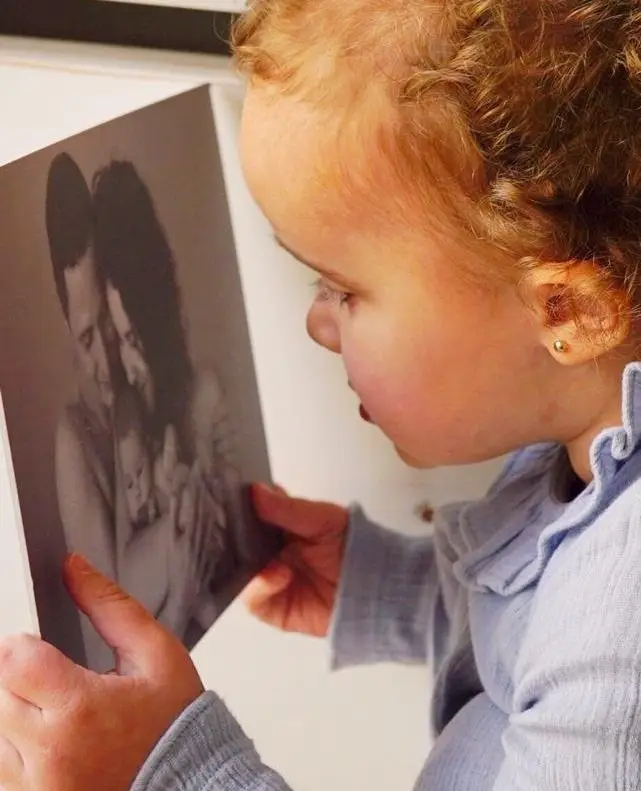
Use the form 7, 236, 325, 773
233, 1, 641, 321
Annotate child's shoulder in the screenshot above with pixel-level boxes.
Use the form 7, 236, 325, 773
515, 472, 641, 699
558, 467, 641, 568
508, 468, 641, 788
434, 442, 641, 599
432, 443, 561, 587
531, 467, 641, 644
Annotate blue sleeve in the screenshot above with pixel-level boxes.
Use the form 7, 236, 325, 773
131, 692, 293, 791
492, 498, 641, 790
329, 504, 444, 668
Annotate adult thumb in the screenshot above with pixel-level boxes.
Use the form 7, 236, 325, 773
63, 553, 167, 677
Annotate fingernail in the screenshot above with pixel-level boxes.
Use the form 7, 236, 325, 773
66, 553, 94, 575
253, 482, 283, 497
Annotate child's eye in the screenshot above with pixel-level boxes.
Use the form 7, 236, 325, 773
311, 277, 353, 308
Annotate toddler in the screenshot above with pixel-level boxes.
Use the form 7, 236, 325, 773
3, 3, 641, 791
114, 384, 224, 631
114, 384, 192, 532
114, 383, 160, 531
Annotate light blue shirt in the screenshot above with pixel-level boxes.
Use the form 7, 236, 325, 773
132, 362, 641, 790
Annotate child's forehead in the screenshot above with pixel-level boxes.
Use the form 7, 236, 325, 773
242, 90, 335, 196
241, 85, 429, 238
241, 97, 341, 240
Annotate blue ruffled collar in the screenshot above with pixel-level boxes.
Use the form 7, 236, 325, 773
589, 362, 641, 482
435, 361, 641, 596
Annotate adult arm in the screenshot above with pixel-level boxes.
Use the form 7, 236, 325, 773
56, 411, 187, 646
112, 434, 194, 623
115, 370, 237, 632
115, 491, 210, 635
55, 412, 116, 577
55, 411, 117, 671
189, 369, 255, 566
116, 511, 175, 621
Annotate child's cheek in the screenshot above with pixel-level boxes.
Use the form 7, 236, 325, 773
343, 341, 421, 438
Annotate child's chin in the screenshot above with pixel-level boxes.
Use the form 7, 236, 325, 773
394, 445, 427, 468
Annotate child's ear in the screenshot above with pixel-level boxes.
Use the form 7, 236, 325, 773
525, 261, 631, 365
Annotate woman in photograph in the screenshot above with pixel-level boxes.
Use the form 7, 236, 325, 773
92, 160, 247, 645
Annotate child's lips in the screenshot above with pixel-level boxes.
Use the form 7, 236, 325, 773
348, 381, 374, 423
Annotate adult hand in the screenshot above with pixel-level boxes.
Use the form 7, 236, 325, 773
0, 555, 203, 791
167, 460, 191, 534
244, 484, 349, 637
163, 469, 224, 634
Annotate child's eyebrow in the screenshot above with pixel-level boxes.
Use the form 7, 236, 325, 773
272, 234, 357, 288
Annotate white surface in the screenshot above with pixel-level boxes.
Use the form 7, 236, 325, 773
0, 37, 501, 791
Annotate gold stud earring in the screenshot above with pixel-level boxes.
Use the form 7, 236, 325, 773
553, 339, 569, 353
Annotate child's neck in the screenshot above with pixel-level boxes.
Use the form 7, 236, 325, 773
565, 397, 626, 483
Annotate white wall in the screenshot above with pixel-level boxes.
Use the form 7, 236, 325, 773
0, 37, 501, 790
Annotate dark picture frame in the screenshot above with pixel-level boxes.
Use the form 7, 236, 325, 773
0, 1, 235, 56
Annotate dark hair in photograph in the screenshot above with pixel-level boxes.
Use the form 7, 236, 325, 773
45, 152, 94, 319
113, 381, 147, 445
92, 159, 195, 459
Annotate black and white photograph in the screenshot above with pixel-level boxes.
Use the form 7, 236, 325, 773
0, 86, 277, 672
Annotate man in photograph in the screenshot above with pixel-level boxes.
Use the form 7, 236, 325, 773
45, 152, 120, 670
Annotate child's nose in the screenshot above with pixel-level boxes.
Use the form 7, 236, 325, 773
306, 301, 341, 354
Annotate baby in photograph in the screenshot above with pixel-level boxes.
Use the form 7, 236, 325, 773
114, 383, 224, 630
115, 383, 176, 530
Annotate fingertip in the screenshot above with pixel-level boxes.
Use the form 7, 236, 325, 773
62, 554, 114, 608
241, 580, 265, 613
243, 564, 293, 603
64, 552, 95, 578
251, 484, 294, 530
260, 559, 294, 583
251, 482, 287, 502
